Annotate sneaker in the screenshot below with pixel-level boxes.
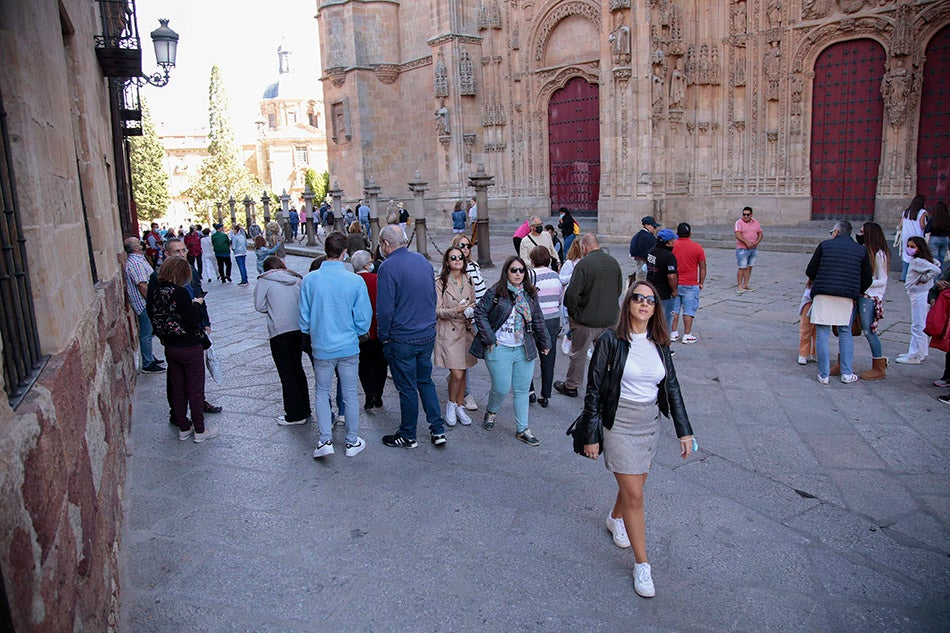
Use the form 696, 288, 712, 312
670, 331, 679, 342
463, 393, 478, 411
193, 427, 220, 443
313, 440, 335, 457
203, 402, 223, 414
895, 354, 923, 365
430, 433, 447, 446
818, 374, 830, 385
516, 428, 541, 447
142, 362, 166, 374
483, 411, 496, 430
382, 434, 418, 449
682, 334, 698, 344
633, 562, 656, 598
178, 427, 194, 441
938, 394, 950, 404
277, 415, 310, 426
445, 402, 457, 427
797, 356, 808, 365
455, 406, 473, 426
840, 373, 859, 384
606, 515, 631, 548
807, 355, 818, 363
344, 437, 365, 457
933, 378, 950, 388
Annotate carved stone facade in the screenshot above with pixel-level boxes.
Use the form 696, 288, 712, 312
316, 0, 949, 233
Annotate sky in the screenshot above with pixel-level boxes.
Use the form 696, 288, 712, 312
135, 0, 322, 142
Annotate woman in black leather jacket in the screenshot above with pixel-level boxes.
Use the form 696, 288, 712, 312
470, 256, 551, 446
580, 280, 695, 598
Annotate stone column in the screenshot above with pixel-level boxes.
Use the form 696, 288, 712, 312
408, 171, 429, 259
329, 181, 344, 233
278, 189, 291, 241
228, 195, 237, 227
468, 164, 495, 268
242, 195, 254, 230
215, 202, 223, 224
364, 178, 382, 251
303, 183, 317, 246
261, 191, 271, 224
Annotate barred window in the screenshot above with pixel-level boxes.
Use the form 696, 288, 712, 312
293, 145, 309, 165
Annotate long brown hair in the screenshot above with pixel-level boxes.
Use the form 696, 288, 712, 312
490, 256, 537, 299
931, 200, 950, 233
615, 280, 671, 346
906, 236, 935, 262
904, 194, 926, 219
861, 222, 889, 275
437, 247, 467, 291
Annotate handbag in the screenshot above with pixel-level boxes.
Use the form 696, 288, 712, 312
204, 341, 224, 384
565, 411, 602, 457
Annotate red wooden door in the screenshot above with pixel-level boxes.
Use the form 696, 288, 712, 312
917, 25, 949, 200
548, 77, 600, 214
810, 39, 886, 220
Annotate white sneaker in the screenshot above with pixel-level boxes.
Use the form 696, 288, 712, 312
633, 562, 655, 598
193, 427, 219, 443
277, 415, 310, 426
606, 515, 630, 548
682, 334, 698, 344
797, 356, 808, 365
312, 440, 335, 458
670, 331, 679, 342
344, 437, 365, 457
455, 405, 473, 426
178, 427, 194, 441
463, 393, 478, 411
895, 354, 922, 365
445, 402, 457, 427
818, 374, 830, 385
841, 373, 859, 384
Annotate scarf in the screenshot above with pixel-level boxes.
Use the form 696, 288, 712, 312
508, 282, 533, 338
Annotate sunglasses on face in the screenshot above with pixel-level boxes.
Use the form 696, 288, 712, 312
742, 213, 752, 217
509, 267, 526, 274
449, 255, 464, 261
631, 293, 657, 306
458, 243, 471, 249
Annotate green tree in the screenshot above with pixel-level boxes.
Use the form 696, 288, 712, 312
183, 65, 260, 223
129, 99, 170, 222
304, 168, 329, 202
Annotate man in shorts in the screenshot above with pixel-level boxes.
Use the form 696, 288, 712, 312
670, 222, 706, 344
734, 206, 762, 294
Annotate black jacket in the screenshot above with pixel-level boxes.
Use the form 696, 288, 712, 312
469, 285, 551, 361
805, 235, 872, 299
578, 329, 693, 446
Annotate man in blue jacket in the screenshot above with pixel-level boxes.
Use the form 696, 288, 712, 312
805, 220, 872, 385
299, 232, 372, 458
376, 224, 447, 448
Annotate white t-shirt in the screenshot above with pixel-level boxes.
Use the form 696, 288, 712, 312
469, 204, 478, 223
619, 332, 665, 403
495, 309, 524, 347
901, 209, 926, 263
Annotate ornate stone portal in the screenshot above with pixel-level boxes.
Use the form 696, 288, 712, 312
316, 1, 950, 233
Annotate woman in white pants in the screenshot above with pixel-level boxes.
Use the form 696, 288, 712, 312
200, 228, 217, 283
896, 237, 941, 364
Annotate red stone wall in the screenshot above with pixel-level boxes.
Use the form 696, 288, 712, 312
0, 275, 136, 632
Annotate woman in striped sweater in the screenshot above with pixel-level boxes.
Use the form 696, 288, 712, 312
528, 246, 563, 408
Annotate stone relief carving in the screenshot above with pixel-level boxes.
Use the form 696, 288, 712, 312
881, 57, 913, 127
610, 0, 631, 10
609, 22, 632, 66
891, 3, 913, 57
652, 71, 666, 115
802, 0, 832, 20
731, 45, 747, 86
534, 2, 602, 62
669, 58, 686, 108
482, 102, 507, 127
790, 74, 804, 114
435, 98, 449, 135
764, 41, 782, 101
434, 50, 448, 97
459, 51, 476, 95
731, 1, 747, 34
686, 44, 721, 85
462, 133, 476, 163
478, 1, 503, 30
766, 1, 783, 29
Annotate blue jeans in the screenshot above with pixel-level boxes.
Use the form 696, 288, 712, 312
930, 236, 949, 273
563, 233, 576, 255
314, 355, 359, 445
485, 344, 534, 433
857, 296, 882, 358
815, 308, 855, 378
235, 255, 248, 283
137, 309, 155, 365
661, 298, 676, 328
383, 339, 445, 439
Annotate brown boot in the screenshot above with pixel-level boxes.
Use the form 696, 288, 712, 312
829, 354, 841, 376
859, 357, 887, 381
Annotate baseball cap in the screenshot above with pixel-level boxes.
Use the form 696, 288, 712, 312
641, 216, 660, 228
657, 228, 677, 243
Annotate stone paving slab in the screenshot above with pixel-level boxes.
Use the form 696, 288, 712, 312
120, 231, 949, 632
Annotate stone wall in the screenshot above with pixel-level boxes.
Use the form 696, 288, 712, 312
0, 0, 137, 630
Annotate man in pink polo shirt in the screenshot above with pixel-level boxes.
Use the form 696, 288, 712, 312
734, 206, 763, 294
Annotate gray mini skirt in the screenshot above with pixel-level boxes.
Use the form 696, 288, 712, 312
603, 398, 660, 475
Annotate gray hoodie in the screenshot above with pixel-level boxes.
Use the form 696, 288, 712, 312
253, 268, 303, 337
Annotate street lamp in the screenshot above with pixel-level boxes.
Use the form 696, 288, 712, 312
132, 19, 179, 87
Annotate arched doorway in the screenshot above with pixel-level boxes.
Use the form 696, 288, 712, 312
548, 77, 600, 214
809, 39, 886, 220
917, 25, 949, 200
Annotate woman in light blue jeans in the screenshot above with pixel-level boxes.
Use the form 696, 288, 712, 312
851, 223, 889, 380
929, 201, 950, 274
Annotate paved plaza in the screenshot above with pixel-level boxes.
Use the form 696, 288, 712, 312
120, 227, 949, 632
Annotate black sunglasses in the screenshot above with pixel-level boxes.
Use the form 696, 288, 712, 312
457, 243, 471, 249
742, 213, 752, 217
631, 292, 657, 306
509, 267, 526, 274
449, 255, 464, 261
